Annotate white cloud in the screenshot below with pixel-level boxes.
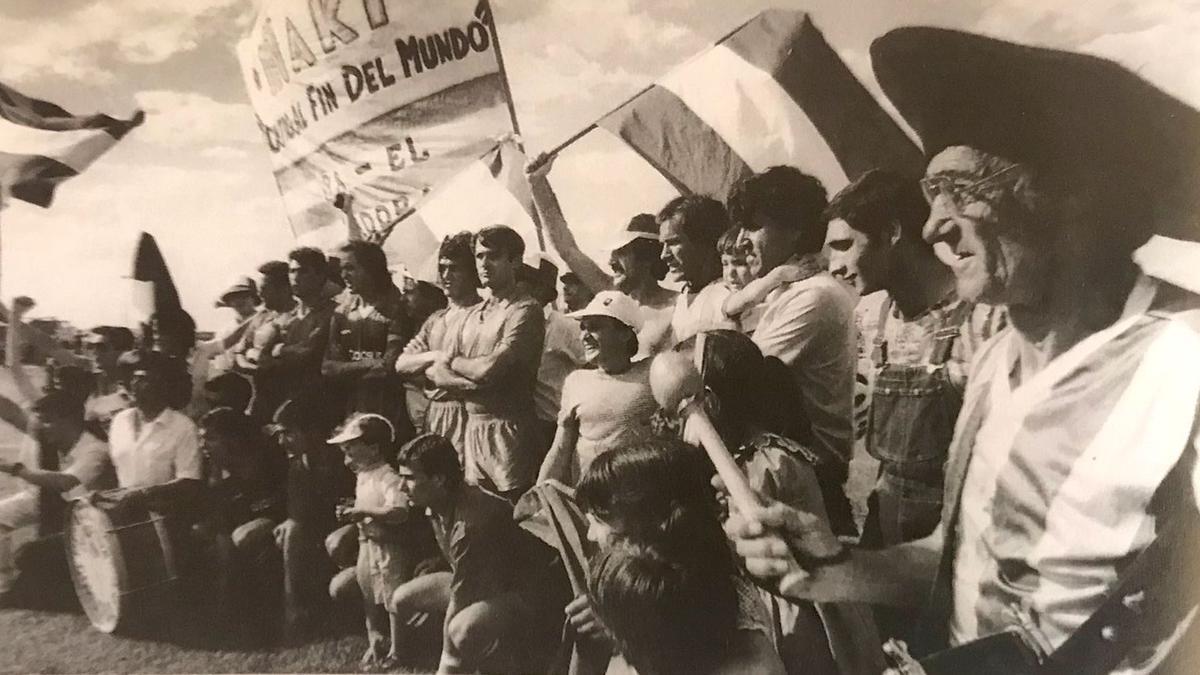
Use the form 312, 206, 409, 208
969, 0, 1200, 106
132, 90, 261, 149
200, 146, 251, 160
4, 152, 293, 331
0, 0, 248, 84
500, 0, 705, 149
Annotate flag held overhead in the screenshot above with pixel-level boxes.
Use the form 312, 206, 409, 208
0, 82, 143, 207
598, 11, 924, 200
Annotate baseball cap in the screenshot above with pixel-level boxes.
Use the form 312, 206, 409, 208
569, 290, 645, 332
328, 413, 395, 446
215, 276, 258, 307
604, 213, 660, 253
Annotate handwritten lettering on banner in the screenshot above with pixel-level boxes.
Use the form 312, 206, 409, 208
237, 0, 514, 251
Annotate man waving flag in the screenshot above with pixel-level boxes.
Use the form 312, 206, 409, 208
0, 82, 144, 207
598, 10, 923, 199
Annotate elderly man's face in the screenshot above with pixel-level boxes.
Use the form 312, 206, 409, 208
921, 147, 1048, 307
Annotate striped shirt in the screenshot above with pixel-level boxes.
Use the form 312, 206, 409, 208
944, 294, 1200, 672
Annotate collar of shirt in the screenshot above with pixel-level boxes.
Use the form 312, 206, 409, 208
762, 253, 825, 304
133, 407, 170, 434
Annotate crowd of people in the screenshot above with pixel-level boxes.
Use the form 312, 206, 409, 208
1, 26, 1199, 675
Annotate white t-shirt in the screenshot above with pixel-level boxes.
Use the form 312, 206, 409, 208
535, 308, 587, 423
18, 431, 111, 502
670, 281, 738, 347
558, 360, 658, 482
108, 407, 203, 488
752, 270, 857, 464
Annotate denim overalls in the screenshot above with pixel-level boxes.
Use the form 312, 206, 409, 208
861, 298, 971, 548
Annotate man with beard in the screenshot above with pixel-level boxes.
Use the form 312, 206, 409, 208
726, 28, 1200, 673
323, 240, 414, 440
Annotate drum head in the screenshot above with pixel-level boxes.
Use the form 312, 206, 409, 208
66, 502, 123, 633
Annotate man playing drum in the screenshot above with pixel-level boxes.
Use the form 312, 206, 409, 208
0, 391, 114, 601
106, 350, 205, 510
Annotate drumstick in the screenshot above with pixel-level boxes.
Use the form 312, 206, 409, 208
648, 352, 810, 592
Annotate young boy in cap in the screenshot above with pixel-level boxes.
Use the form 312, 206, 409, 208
328, 413, 431, 666
538, 291, 658, 485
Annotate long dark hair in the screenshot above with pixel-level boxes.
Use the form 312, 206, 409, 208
679, 329, 811, 449
576, 438, 733, 575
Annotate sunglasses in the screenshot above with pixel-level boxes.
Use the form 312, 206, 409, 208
920, 164, 1021, 212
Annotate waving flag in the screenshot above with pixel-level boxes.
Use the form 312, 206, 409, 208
0, 82, 143, 207
130, 232, 181, 323
598, 11, 923, 199
380, 138, 547, 278
236, 0, 521, 253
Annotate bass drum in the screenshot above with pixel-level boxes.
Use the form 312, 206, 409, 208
64, 493, 179, 633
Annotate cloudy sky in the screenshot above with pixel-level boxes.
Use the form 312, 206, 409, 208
2, 0, 1197, 330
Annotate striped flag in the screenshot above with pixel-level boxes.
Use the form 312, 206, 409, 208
380, 138, 548, 278
0, 82, 143, 207
598, 11, 923, 199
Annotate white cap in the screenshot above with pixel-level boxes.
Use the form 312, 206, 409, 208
569, 290, 645, 332
327, 413, 395, 445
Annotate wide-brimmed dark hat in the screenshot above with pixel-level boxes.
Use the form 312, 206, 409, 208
518, 255, 559, 289
870, 27, 1200, 242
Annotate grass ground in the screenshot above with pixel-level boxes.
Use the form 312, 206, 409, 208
0, 367, 878, 674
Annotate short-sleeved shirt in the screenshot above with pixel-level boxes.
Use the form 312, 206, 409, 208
454, 292, 545, 417
403, 301, 480, 403
669, 281, 738, 346
18, 431, 112, 502
326, 284, 413, 423
354, 462, 412, 603
85, 388, 132, 436
557, 360, 658, 482
752, 261, 857, 464
430, 485, 560, 610
108, 407, 204, 488
535, 308, 587, 423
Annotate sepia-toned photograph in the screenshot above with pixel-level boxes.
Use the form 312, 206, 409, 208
1, 1, 1197, 673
